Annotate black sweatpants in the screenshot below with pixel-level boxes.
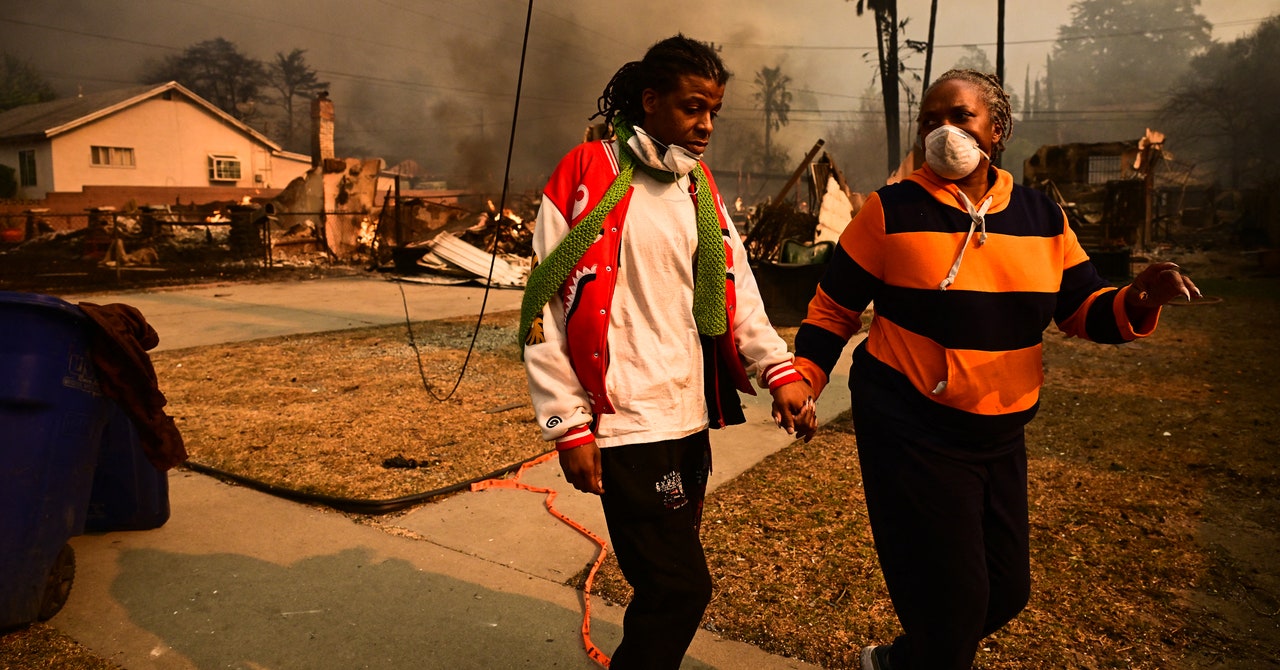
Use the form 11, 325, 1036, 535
853, 407, 1031, 670
599, 431, 713, 670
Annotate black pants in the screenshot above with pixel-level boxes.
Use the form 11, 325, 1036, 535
853, 408, 1031, 670
599, 431, 713, 670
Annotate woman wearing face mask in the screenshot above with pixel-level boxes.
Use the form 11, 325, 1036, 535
791, 69, 1201, 670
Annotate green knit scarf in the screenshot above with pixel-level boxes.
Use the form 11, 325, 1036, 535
518, 120, 728, 346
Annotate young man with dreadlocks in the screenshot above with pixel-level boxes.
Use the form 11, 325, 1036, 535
519, 34, 815, 668
792, 69, 1201, 670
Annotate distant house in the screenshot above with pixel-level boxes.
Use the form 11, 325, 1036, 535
0, 81, 310, 200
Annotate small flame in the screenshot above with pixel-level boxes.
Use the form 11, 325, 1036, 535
503, 209, 523, 225
241, 196, 253, 205
357, 217, 376, 247
206, 210, 230, 224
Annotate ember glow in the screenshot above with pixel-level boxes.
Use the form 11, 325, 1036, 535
356, 216, 376, 247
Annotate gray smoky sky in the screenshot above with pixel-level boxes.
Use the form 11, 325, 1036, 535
0, 0, 1273, 193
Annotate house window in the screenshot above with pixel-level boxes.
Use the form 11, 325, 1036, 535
1087, 155, 1121, 184
207, 154, 242, 182
90, 146, 135, 168
18, 150, 36, 186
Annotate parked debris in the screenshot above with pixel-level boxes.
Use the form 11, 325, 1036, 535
1023, 129, 1177, 254
746, 201, 821, 263
422, 232, 528, 288
740, 146, 865, 326
744, 147, 862, 263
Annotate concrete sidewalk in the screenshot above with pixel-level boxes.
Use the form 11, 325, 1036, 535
68, 275, 526, 352
50, 275, 856, 669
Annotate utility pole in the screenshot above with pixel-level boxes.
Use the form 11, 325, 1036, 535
995, 0, 1006, 167
996, 0, 1006, 86
923, 0, 938, 91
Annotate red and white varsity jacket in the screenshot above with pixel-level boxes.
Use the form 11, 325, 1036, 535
523, 138, 802, 450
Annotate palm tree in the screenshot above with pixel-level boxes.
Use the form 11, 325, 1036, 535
754, 65, 792, 172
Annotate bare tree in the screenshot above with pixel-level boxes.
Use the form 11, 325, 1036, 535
268, 49, 328, 152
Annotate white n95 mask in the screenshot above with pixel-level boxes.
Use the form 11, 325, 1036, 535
923, 125, 990, 180
661, 143, 702, 176
629, 125, 702, 177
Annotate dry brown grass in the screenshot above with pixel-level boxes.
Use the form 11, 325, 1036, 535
155, 309, 549, 502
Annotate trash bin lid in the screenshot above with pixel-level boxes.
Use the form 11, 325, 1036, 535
0, 291, 87, 323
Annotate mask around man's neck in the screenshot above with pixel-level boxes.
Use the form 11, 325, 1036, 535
628, 125, 702, 177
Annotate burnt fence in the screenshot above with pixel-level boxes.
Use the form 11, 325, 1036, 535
0, 206, 342, 271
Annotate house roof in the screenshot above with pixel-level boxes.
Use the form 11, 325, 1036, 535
0, 81, 281, 150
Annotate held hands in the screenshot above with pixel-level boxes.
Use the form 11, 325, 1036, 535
559, 441, 604, 495
771, 380, 817, 443
559, 381, 820, 496
1125, 261, 1203, 313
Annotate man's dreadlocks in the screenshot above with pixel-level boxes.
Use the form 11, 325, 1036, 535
592, 34, 730, 132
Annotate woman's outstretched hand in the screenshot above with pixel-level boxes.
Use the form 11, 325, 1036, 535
1126, 261, 1202, 312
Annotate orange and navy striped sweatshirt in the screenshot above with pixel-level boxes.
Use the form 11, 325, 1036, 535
793, 164, 1160, 438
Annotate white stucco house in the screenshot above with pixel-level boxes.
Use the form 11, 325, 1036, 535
0, 81, 311, 200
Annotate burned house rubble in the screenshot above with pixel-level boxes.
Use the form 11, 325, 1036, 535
0, 86, 846, 298
6, 89, 1276, 296
739, 140, 865, 326
1022, 128, 1280, 276
1022, 130, 1166, 255
0, 91, 539, 291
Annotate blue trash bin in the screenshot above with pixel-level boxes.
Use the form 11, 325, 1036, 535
85, 401, 170, 532
0, 291, 109, 629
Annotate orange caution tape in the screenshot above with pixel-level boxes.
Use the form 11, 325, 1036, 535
471, 451, 612, 668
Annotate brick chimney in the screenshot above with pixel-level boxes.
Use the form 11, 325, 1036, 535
311, 91, 335, 168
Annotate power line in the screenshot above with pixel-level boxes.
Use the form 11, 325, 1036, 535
34, 70, 145, 87
0, 17, 180, 52
318, 68, 592, 108
715, 16, 1270, 52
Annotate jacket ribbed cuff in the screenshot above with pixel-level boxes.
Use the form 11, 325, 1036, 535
555, 425, 595, 451
763, 361, 804, 390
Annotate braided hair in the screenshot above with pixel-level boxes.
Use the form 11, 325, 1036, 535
926, 69, 1014, 158
592, 34, 730, 132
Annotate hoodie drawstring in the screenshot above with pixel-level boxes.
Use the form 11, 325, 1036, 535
939, 190, 992, 291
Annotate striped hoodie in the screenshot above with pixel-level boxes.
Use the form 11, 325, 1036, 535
793, 164, 1160, 437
